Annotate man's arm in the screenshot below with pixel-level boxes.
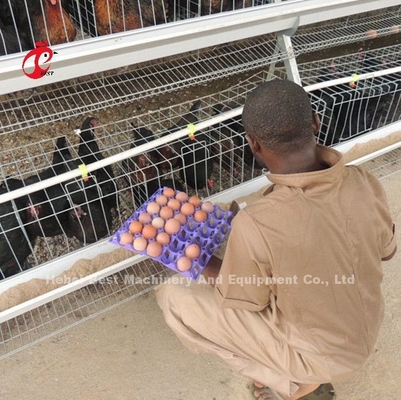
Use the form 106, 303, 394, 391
201, 256, 223, 287
382, 246, 397, 261
382, 223, 397, 261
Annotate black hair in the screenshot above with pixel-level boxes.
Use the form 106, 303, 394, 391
242, 79, 315, 154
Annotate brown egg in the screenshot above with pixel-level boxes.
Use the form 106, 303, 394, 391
159, 206, 174, 220
142, 224, 157, 239
119, 232, 133, 245
133, 237, 147, 252
164, 218, 181, 235
185, 244, 201, 259
152, 217, 165, 230
176, 256, 192, 272
174, 213, 187, 225
366, 29, 378, 39
156, 195, 168, 206
188, 195, 202, 207
167, 198, 181, 211
194, 209, 208, 222
138, 212, 152, 224
201, 201, 214, 214
163, 187, 175, 198
175, 191, 188, 202
129, 220, 143, 235
156, 232, 170, 245
146, 201, 160, 215
180, 202, 195, 216
146, 241, 163, 258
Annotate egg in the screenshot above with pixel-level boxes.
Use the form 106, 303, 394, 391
185, 244, 201, 259
180, 202, 195, 216
151, 217, 165, 230
160, 206, 174, 220
142, 224, 157, 239
133, 237, 147, 252
176, 256, 192, 272
163, 187, 175, 198
164, 218, 181, 235
146, 201, 160, 215
175, 191, 188, 202
174, 213, 187, 225
129, 220, 143, 235
188, 195, 202, 207
201, 201, 214, 214
138, 212, 152, 224
156, 195, 168, 206
119, 232, 133, 245
194, 209, 208, 222
156, 232, 170, 245
167, 198, 181, 211
146, 241, 163, 258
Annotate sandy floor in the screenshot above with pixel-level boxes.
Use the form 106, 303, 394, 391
1, 152, 400, 400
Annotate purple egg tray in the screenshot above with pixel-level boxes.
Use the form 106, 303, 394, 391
109, 187, 234, 279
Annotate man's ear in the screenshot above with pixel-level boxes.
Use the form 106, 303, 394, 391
312, 113, 321, 136
245, 132, 260, 154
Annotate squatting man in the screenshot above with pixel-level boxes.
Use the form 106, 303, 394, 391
155, 79, 397, 400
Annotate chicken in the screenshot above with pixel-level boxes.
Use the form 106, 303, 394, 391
309, 57, 392, 146
165, 100, 213, 190
123, 124, 183, 206
209, 102, 259, 177
23, 137, 73, 238
0, 17, 31, 55
76, 117, 118, 210
2, 0, 76, 49
95, 0, 168, 36
0, 178, 36, 279
51, 135, 113, 244
65, 178, 113, 244
201, 0, 252, 15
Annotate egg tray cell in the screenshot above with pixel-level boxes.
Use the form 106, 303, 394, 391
109, 187, 234, 279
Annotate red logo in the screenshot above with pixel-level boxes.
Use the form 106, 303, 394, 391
22, 41, 57, 79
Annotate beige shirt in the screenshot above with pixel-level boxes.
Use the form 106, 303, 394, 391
215, 145, 396, 376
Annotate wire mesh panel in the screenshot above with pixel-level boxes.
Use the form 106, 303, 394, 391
0, 33, 279, 134
0, 71, 270, 280
299, 45, 401, 146
292, 6, 401, 55
0, 258, 173, 359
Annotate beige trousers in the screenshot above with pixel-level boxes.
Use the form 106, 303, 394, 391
154, 275, 325, 397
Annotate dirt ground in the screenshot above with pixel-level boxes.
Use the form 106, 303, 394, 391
1, 148, 400, 400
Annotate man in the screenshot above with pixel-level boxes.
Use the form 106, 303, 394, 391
155, 79, 397, 400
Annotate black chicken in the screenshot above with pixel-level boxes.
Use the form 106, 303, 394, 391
124, 124, 184, 206
23, 137, 73, 238
210, 103, 259, 176
0, 18, 31, 55
161, 100, 213, 191
76, 117, 118, 210
51, 135, 113, 244
0, 178, 36, 279
64, 178, 113, 244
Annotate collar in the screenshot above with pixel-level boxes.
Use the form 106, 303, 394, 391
266, 145, 344, 190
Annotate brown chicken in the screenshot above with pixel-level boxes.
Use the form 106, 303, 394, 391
95, 0, 168, 36
2, 0, 76, 48
201, 0, 252, 15
33, 0, 76, 45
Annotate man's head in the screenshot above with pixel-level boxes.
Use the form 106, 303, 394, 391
242, 79, 319, 165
